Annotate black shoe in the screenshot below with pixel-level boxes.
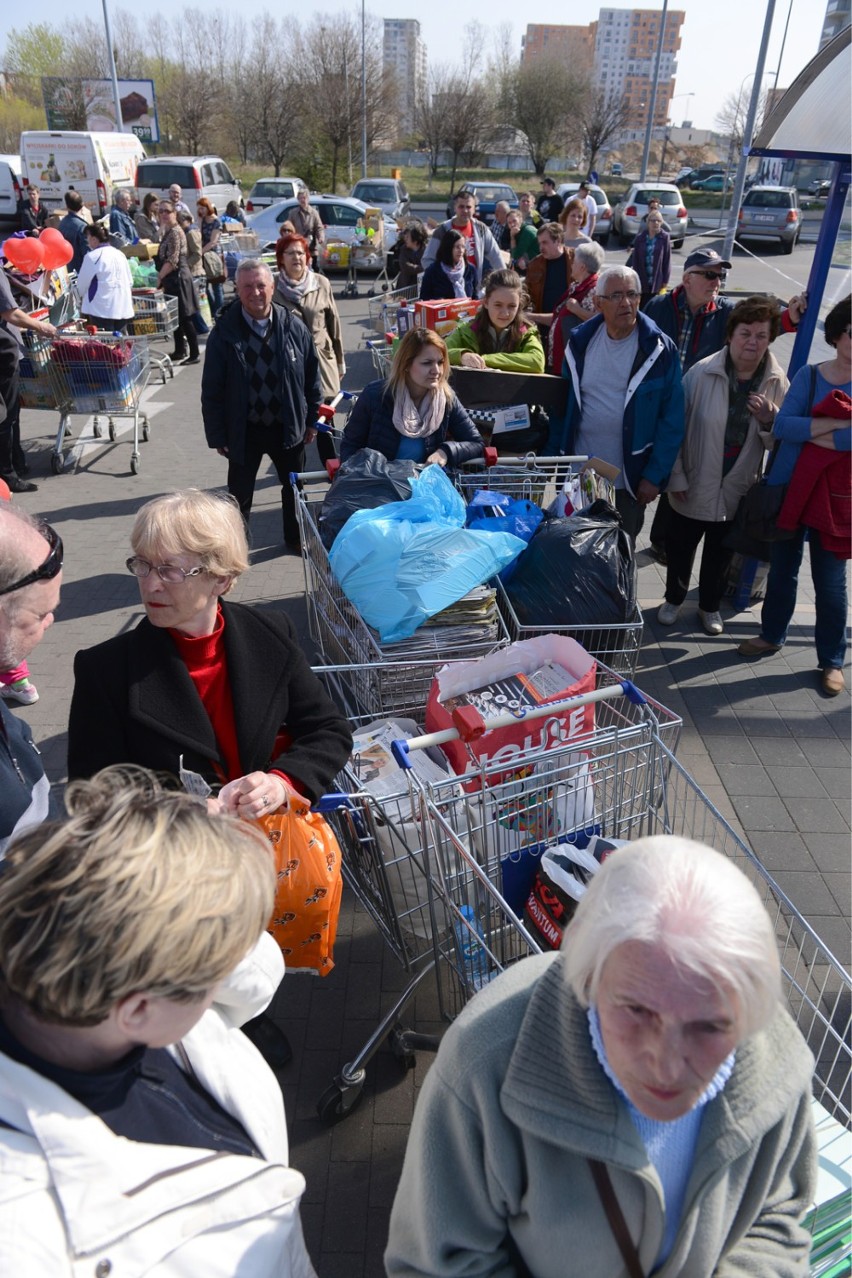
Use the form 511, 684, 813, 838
6, 476, 38, 494
241, 1013, 292, 1067
183, 356, 200, 365
169, 350, 186, 361
648, 543, 667, 565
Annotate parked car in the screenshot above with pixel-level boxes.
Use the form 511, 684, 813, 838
736, 185, 801, 254
810, 180, 831, 200
556, 182, 613, 245
245, 177, 305, 213
21, 130, 144, 217
0, 154, 23, 233
691, 174, 733, 192
611, 182, 688, 249
350, 177, 410, 222
246, 195, 399, 265
445, 182, 519, 224
134, 156, 242, 212
808, 177, 831, 196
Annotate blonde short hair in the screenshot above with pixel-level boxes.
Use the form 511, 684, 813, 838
0, 767, 275, 1025
131, 488, 249, 584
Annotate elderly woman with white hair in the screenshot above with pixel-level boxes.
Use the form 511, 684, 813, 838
547, 239, 606, 374
386, 835, 817, 1277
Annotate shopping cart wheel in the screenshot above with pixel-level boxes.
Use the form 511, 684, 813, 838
316, 1072, 365, 1125
50, 452, 65, 475
141, 417, 150, 442
92, 416, 103, 438
130, 453, 139, 475
388, 1022, 417, 1071
108, 418, 117, 442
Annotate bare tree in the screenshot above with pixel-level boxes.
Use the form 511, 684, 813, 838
415, 65, 456, 180
503, 57, 584, 176
239, 16, 303, 177
715, 88, 770, 155
579, 88, 632, 175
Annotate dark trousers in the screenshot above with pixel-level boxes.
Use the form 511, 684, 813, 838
664, 506, 733, 612
615, 488, 646, 541
649, 491, 671, 546
0, 373, 23, 480
171, 294, 199, 360
227, 424, 305, 545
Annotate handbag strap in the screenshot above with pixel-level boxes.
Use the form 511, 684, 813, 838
588, 1159, 646, 1278
763, 363, 818, 481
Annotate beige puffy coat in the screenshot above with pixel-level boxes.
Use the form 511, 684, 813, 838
667, 346, 788, 521
275, 271, 344, 400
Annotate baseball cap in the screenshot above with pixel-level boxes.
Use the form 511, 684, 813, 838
579, 179, 590, 190
540, 177, 556, 188
683, 247, 732, 273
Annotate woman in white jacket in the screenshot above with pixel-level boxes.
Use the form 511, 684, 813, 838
658, 296, 789, 636
0, 766, 316, 1278
74, 221, 135, 331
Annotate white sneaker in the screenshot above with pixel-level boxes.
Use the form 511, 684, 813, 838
698, 609, 724, 636
0, 678, 39, 705
657, 601, 680, 625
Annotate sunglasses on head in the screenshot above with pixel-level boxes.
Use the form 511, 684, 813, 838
0, 523, 63, 597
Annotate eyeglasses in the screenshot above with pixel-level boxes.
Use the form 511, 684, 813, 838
0, 524, 63, 597
126, 557, 206, 583
689, 270, 726, 282
601, 291, 640, 303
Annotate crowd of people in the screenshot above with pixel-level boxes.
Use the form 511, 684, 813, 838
0, 172, 846, 1273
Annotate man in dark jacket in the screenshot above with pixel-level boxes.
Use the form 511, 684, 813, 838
58, 191, 91, 273
553, 264, 684, 540
201, 259, 321, 551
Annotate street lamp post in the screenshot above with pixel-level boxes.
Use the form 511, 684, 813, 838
639, 0, 669, 183
361, 0, 367, 178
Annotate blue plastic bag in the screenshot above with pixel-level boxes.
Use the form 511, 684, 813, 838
465, 490, 545, 544
329, 465, 527, 642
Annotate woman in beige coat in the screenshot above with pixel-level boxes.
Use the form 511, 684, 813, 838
658, 296, 789, 636
274, 232, 345, 464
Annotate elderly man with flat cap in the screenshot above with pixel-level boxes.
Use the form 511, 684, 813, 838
0, 505, 62, 854
644, 247, 806, 560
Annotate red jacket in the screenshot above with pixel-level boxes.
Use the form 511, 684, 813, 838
778, 444, 851, 557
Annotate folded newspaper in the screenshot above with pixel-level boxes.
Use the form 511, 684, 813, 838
351, 718, 451, 799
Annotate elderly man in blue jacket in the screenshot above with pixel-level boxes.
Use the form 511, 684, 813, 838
201, 258, 321, 552
552, 264, 684, 540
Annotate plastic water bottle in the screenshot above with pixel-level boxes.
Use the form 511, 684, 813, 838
397, 301, 413, 336
456, 905, 490, 992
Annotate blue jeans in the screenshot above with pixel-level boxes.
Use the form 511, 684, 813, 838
760, 527, 848, 669
207, 279, 225, 316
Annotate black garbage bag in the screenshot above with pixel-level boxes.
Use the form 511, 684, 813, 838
504, 500, 636, 627
318, 448, 419, 549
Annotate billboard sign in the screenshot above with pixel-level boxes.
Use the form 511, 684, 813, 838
43, 77, 159, 143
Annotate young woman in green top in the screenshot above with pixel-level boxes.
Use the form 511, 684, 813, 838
445, 269, 545, 373
506, 210, 540, 274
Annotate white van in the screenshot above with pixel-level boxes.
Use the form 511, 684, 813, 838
0, 154, 23, 233
20, 131, 145, 217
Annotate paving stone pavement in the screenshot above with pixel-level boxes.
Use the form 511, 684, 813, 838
10, 292, 850, 1277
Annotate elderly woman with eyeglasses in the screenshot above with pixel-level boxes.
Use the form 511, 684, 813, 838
386, 835, 817, 1278
68, 488, 351, 811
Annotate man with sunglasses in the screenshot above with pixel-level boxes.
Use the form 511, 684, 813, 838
645, 248, 805, 561
0, 507, 62, 855
551, 264, 684, 541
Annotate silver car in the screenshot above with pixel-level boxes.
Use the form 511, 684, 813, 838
244, 177, 306, 214
611, 182, 688, 249
350, 177, 410, 222
736, 186, 801, 255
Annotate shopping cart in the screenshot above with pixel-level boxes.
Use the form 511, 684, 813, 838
129, 288, 179, 382
314, 668, 682, 1123
46, 330, 151, 474
292, 470, 509, 716
367, 283, 419, 336
395, 709, 852, 1269
365, 337, 393, 378
454, 453, 645, 677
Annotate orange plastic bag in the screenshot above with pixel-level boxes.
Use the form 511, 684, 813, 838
257, 796, 343, 975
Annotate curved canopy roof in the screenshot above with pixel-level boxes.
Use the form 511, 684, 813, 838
749, 26, 851, 162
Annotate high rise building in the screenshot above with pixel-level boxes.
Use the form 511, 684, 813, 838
383, 18, 428, 142
521, 25, 595, 74
819, 0, 851, 48
594, 8, 685, 143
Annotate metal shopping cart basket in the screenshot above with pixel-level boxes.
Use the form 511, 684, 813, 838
454, 452, 645, 678
129, 288, 179, 382
366, 283, 419, 336
46, 329, 151, 474
394, 712, 851, 1271
292, 470, 509, 716
313, 667, 682, 1123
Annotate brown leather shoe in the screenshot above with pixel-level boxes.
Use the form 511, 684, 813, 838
737, 637, 781, 658
821, 667, 845, 696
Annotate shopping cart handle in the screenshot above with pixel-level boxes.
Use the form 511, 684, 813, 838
619, 680, 646, 705
391, 739, 413, 770
312, 791, 355, 813
316, 404, 336, 425
483, 446, 499, 468
451, 705, 487, 742
326, 458, 341, 481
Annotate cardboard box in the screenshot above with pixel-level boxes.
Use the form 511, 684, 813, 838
413, 297, 482, 338
121, 242, 158, 261
323, 240, 350, 268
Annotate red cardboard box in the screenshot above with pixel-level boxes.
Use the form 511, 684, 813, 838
413, 297, 482, 338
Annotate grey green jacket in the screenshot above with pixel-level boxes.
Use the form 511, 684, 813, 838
385, 952, 816, 1278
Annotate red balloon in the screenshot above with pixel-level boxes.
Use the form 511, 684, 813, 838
2, 237, 45, 273
39, 227, 66, 249
41, 236, 74, 270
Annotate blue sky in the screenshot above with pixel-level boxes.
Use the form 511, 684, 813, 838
3, 0, 828, 133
